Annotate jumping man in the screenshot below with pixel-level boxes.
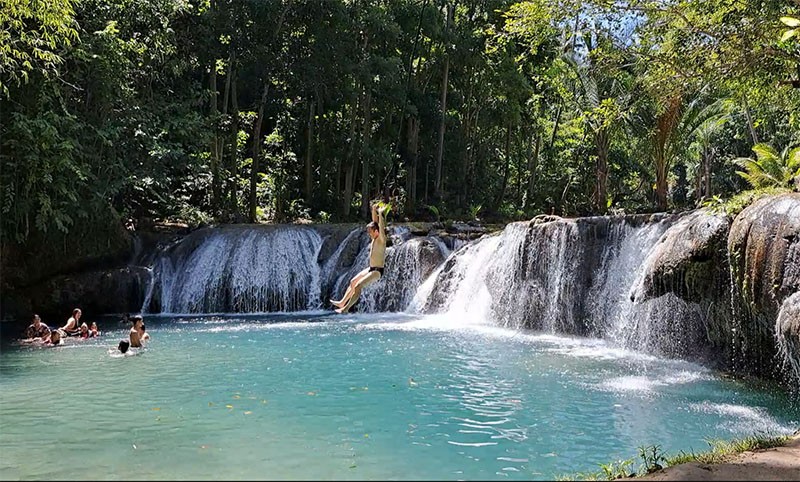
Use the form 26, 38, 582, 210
330, 202, 388, 314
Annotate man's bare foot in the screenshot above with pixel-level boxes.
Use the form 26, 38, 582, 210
335, 307, 349, 314
330, 299, 344, 308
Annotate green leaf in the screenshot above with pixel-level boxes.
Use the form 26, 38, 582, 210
780, 16, 800, 28
780, 29, 797, 42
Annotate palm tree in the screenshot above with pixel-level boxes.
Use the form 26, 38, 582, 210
640, 89, 734, 211
684, 97, 735, 203
734, 144, 800, 190
565, 46, 632, 214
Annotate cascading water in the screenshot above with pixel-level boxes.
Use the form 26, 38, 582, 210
588, 219, 673, 339
131, 212, 797, 381
410, 215, 722, 360
330, 234, 447, 313
141, 225, 448, 315
320, 227, 364, 300
145, 227, 325, 313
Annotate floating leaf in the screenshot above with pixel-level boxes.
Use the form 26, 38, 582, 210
226, 404, 234, 409
244, 411, 252, 415
152, 407, 161, 411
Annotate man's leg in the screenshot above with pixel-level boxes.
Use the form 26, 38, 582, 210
336, 271, 381, 314
331, 268, 369, 307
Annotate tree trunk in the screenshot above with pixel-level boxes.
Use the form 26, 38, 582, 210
527, 132, 541, 208
593, 128, 609, 213
246, 0, 293, 222
460, 67, 476, 207
209, 63, 221, 214
359, 87, 373, 218
655, 159, 668, 211
495, 122, 512, 210
434, 1, 453, 200
305, 99, 315, 205
227, 63, 239, 216
703, 146, 712, 200
406, 116, 419, 214
248, 84, 270, 223
653, 94, 682, 211
215, 51, 233, 219
742, 96, 759, 145
548, 101, 562, 151
465, 108, 480, 201
342, 90, 362, 218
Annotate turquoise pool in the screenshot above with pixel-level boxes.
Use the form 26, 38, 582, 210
1, 312, 797, 480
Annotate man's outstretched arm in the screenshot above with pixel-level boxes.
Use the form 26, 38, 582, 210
377, 205, 387, 240
371, 202, 379, 223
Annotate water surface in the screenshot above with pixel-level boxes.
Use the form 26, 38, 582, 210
1, 313, 797, 480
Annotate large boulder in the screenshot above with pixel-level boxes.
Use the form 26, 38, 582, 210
776, 292, 800, 386
729, 193, 800, 320
26, 266, 151, 320
633, 211, 731, 303
728, 193, 800, 377
625, 211, 732, 364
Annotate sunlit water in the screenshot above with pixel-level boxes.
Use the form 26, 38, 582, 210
1, 312, 798, 480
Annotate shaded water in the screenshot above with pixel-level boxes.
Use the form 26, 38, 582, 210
1, 313, 797, 480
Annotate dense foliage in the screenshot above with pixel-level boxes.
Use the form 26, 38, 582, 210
1, 0, 799, 243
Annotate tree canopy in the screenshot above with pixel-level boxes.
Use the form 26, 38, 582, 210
1, 0, 798, 244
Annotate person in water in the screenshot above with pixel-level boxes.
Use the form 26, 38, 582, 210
330, 202, 388, 314
60, 308, 82, 336
48, 329, 63, 346
22, 314, 51, 344
79, 322, 90, 339
118, 340, 130, 354
129, 315, 150, 348
89, 322, 100, 337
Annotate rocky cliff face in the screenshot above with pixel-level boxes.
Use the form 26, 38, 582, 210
0, 207, 135, 321
777, 292, 800, 386
629, 211, 733, 364
728, 193, 800, 379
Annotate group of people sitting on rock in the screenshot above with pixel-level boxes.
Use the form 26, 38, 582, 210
21, 308, 150, 353
21, 309, 101, 346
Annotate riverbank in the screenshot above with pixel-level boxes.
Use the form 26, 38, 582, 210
638, 434, 800, 480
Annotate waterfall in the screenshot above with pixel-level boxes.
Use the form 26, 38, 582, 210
587, 220, 672, 338
329, 232, 447, 313
412, 216, 703, 337
320, 227, 364, 300
408, 228, 513, 321
146, 227, 325, 313
129, 211, 796, 383
137, 215, 727, 359
141, 225, 447, 315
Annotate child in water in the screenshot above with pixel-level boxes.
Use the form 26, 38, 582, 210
48, 330, 63, 346
118, 340, 130, 354
89, 322, 100, 337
